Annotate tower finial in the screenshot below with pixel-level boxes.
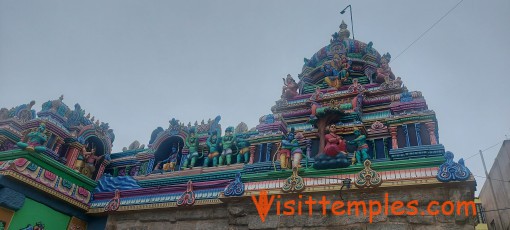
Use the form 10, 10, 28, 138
339, 20, 350, 40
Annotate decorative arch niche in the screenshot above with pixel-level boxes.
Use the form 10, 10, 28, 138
153, 136, 184, 171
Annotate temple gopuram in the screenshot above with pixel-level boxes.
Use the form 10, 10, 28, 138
0, 21, 476, 229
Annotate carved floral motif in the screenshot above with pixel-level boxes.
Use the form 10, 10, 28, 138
177, 180, 196, 206
224, 172, 244, 197
282, 167, 305, 192
437, 151, 470, 182
354, 160, 382, 188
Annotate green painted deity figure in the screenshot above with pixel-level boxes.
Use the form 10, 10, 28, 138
205, 131, 220, 167
236, 136, 250, 164
183, 128, 199, 169
347, 129, 370, 165
219, 126, 235, 166
17, 123, 48, 153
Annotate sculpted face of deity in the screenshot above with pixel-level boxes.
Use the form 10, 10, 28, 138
329, 124, 337, 133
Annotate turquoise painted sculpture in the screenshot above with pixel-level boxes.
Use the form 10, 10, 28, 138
347, 129, 370, 165
205, 131, 220, 167
183, 128, 199, 169
236, 136, 250, 164
17, 123, 47, 153
219, 127, 235, 166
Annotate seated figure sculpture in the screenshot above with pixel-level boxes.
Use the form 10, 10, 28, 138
183, 128, 199, 169
323, 54, 350, 90
347, 128, 370, 165
219, 127, 235, 166
205, 131, 221, 167
281, 74, 299, 100
312, 124, 351, 170
324, 124, 347, 157
161, 145, 179, 171
17, 123, 48, 153
279, 128, 302, 169
375, 53, 395, 83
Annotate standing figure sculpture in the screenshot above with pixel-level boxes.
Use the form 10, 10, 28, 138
17, 123, 48, 153
281, 74, 299, 100
309, 86, 323, 120
279, 128, 302, 169
324, 124, 347, 157
183, 128, 199, 169
219, 127, 235, 166
205, 131, 221, 167
236, 136, 250, 164
347, 129, 370, 165
161, 145, 179, 171
79, 146, 104, 178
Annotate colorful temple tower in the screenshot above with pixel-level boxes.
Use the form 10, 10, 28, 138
0, 21, 476, 229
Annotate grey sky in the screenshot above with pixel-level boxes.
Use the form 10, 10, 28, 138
1, 0, 509, 194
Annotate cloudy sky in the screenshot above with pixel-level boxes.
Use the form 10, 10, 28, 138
1, 0, 509, 194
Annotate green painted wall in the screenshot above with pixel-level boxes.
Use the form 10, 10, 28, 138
9, 198, 70, 230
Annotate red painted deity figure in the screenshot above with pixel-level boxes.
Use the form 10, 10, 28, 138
376, 53, 395, 83
324, 124, 347, 157
281, 74, 299, 99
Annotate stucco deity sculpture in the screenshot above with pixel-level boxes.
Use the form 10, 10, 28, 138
161, 145, 179, 171
324, 124, 347, 157
323, 54, 350, 90
347, 129, 370, 165
281, 74, 299, 99
219, 127, 235, 166
205, 131, 220, 167
279, 128, 302, 169
376, 53, 395, 83
236, 136, 250, 164
75, 146, 104, 178
309, 86, 323, 120
183, 128, 199, 169
17, 123, 48, 153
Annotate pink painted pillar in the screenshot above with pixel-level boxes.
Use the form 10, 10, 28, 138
390, 126, 398, 149
425, 122, 438, 145
66, 146, 80, 168
54, 139, 63, 153
95, 160, 109, 180
248, 145, 256, 164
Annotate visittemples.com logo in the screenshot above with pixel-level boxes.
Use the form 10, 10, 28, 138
251, 190, 477, 223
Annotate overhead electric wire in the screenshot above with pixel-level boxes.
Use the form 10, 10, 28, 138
473, 175, 510, 183
464, 140, 504, 161
393, 0, 464, 62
